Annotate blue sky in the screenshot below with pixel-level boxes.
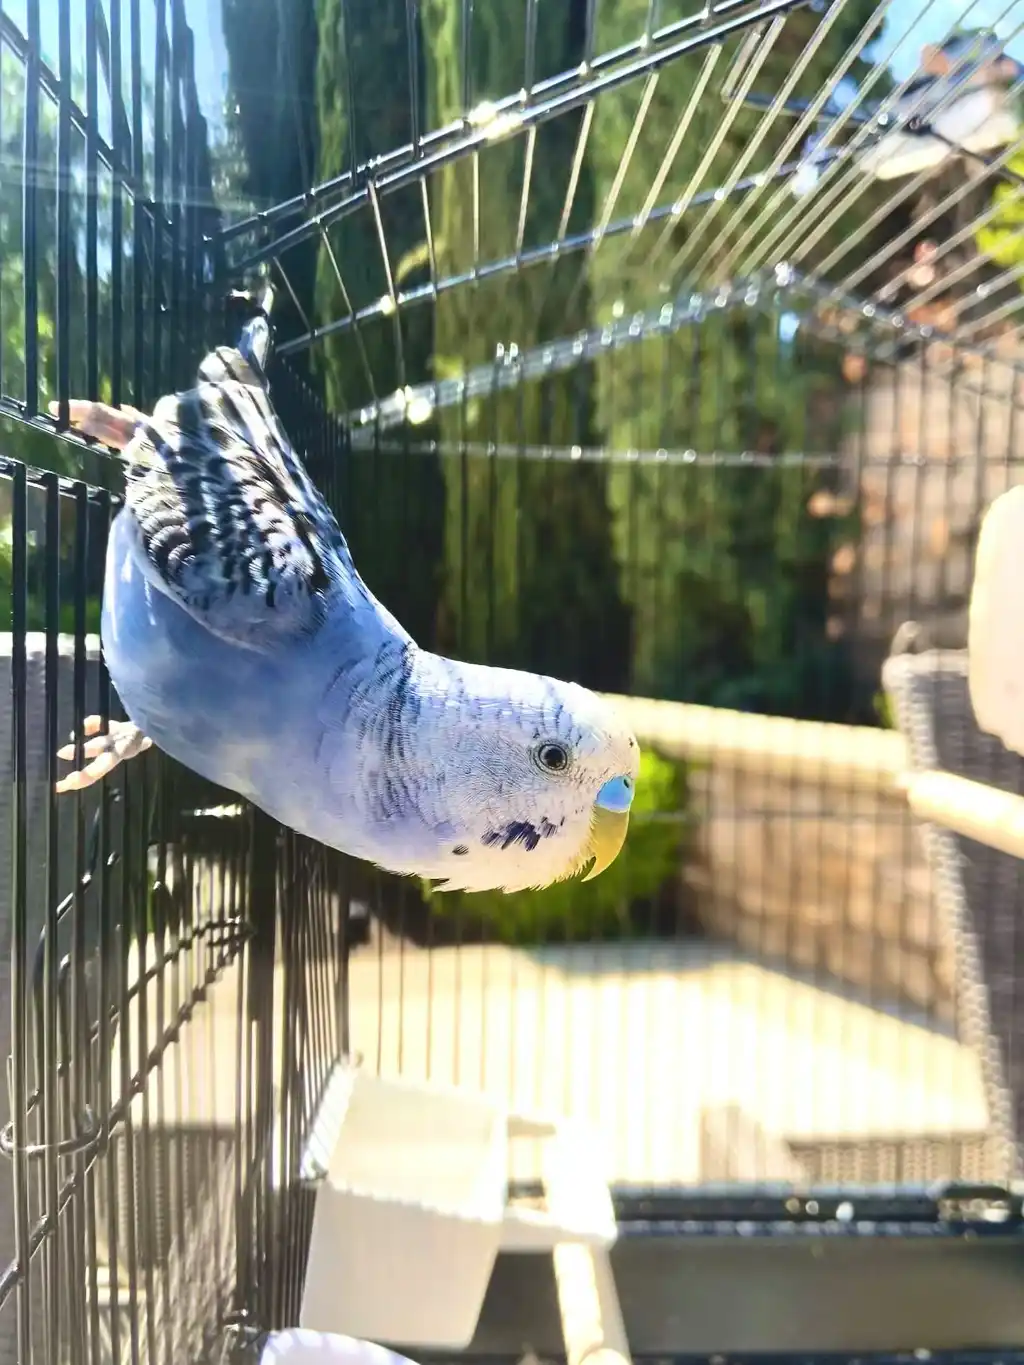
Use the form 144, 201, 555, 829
182, 0, 232, 136
18, 0, 231, 141
880, 0, 1024, 79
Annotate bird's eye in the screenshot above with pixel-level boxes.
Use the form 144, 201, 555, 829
535, 741, 570, 773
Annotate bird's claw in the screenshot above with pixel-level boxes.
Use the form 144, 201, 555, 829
48, 399, 145, 450
55, 717, 152, 793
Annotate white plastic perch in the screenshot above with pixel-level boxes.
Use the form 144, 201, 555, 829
298, 1065, 625, 1356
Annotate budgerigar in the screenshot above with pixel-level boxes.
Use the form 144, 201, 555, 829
51, 321, 639, 893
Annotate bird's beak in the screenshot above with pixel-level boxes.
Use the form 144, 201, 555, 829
581, 805, 630, 881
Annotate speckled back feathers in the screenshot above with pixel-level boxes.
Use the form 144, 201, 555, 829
122, 345, 368, 646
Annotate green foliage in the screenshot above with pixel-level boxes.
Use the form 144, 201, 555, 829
581, 0, 887, 717
1, 49, 62, 436
0, 49, 118, 635
585, 1, 893, 299
599, 314, 863, 714
311, 0, 433, 410
220, 0, 319, 216
302, 0, 449, 647
422, 748, 693, 942
873, 688, 895, 730
414, 0, 633, 687
975, 149, 1024, 281
0, 513, 102, 634
0, 44, 144, 428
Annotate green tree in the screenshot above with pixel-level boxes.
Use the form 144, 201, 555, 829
580, 0, 889, 715
413, 0, 633, 687
0, 46, 113, 633
0, 34, 207, 631
220, 0, 320, 220
2, 48, 94, 456
305, 0, 448, 646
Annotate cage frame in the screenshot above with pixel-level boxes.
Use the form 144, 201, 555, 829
3, 0, 1024, 1361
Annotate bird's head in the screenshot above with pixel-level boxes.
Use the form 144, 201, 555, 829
409, 662, 641, 894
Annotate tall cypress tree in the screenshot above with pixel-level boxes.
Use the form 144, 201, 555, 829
417, 0, 633, 687
583, 0, 890, 716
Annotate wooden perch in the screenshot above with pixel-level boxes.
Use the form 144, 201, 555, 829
551, 1243, 631, 1365
900, 769, 1024, 859
543, 1127, 632, 1365
603, 692, 907, 791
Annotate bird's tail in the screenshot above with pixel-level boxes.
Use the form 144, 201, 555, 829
235, 280, 276, 375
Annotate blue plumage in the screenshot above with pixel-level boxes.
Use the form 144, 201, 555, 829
55, 342, 639, 894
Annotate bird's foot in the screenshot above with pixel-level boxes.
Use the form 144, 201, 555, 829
48, 399, 144, 450
55, 717, 152, 793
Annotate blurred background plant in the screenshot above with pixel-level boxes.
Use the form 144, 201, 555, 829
974, 147, 1024, 282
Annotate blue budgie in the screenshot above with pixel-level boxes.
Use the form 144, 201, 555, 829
51, 320, 639, 894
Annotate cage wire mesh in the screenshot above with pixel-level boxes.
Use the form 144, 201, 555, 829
229, 0, 1024, 1193
2, 0, 1024, 1362
0, 3, 350, 1363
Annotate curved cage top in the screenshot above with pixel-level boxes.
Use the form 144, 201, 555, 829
205, 0, 1024, 432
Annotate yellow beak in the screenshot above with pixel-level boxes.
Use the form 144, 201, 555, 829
581, 805, 630, 881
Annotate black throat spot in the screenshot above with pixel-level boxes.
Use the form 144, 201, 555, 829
482, 818, 559, 853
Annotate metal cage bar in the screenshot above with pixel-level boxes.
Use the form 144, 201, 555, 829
0, 6, 352, 1365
